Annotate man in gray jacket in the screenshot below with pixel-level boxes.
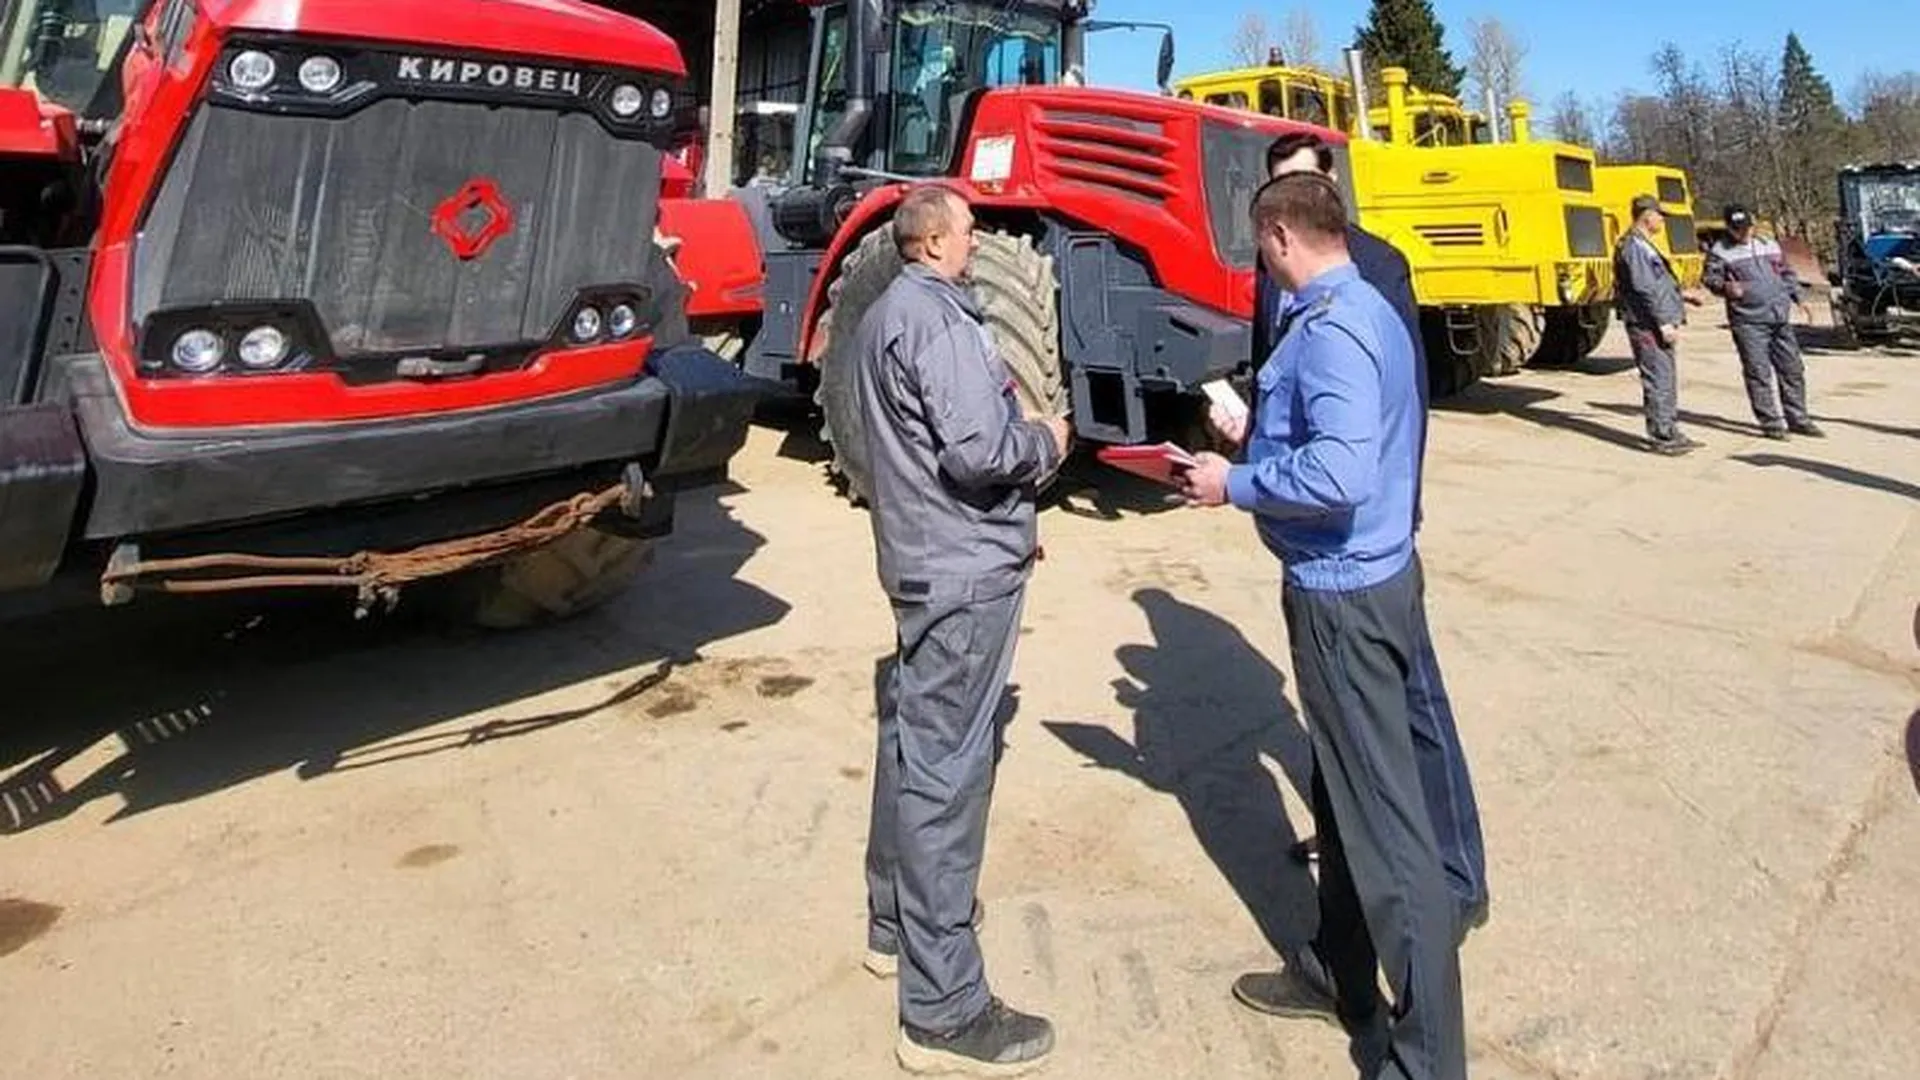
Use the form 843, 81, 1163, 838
1702, 205, 1824, 440
1614, 194, 1702, 455
851, 182, 1070, 1077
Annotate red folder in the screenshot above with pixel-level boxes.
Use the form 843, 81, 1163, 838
1097, 443, 1197, 486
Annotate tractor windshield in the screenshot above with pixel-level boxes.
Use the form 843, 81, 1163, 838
0, 0, 143, 113
887, 0, 1063, 175
1845, 172, 1920, 239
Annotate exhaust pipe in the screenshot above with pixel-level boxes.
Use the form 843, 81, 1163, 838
1484, 87, 1502, 142
815, 0, 880, 184
1344, 48, 1371, 140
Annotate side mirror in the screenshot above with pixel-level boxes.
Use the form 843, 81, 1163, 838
1156, 33, 1175, 90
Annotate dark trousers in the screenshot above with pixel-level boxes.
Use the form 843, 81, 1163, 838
1729, 322, 1810, 430
865, 587, 1025, 1032
1284, 560, 1466, 1080
1405, 554, 1488, 912
1626, 326, 1680, 440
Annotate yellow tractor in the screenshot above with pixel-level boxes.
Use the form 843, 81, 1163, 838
1176, 55, 1628, 393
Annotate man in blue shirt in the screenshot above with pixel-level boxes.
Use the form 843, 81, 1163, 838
1240, 133, 1488, 1013
1179, 172, 1467, 1080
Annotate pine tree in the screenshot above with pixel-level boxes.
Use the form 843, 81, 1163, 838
1775, 32, 1849, 239
1353, 0, 1465, 98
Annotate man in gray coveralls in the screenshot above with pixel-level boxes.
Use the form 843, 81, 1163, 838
1614, 194, 1703, 455
1702, 204, 1824, 440
851, 182, 1071, 1077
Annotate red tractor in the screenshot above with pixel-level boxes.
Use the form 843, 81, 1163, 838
714, 0, 1345, 504
0, 0, 763, 627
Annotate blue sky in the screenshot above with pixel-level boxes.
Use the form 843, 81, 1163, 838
1082, 1, 1909, 111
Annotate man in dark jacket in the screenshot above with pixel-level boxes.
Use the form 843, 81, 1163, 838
1702, 204, 1823, 439
1231, 133, 1490, 1029
851, 182, 1070, 1077
1614, 194, 1702, 455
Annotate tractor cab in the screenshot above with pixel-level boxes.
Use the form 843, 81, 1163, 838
1831, 162, 1920, 344
798, 0, 1072, 185
1173, 63, 1491, 147
0, 0, 140, 113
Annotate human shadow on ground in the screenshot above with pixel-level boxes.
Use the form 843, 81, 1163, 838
1728, 453, 1920, 502
1588, 401, 1762, 440
1434, 382, 1655, 454
1043, 588, 1319, 954
0, 489, 790, 834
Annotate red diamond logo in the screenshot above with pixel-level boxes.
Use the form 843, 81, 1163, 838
431, 178, 514, 260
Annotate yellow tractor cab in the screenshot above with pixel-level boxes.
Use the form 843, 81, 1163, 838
1175, 56, 1614, 391
1597, 164, 1703, 288
1172, 64, 1491, 145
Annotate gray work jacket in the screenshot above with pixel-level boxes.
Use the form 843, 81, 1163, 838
852, 262, 1060, 606
1613, 232, 1686, 331
1703, 236, 1803, 325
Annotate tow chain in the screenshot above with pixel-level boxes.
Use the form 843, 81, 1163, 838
98, 482, 631, 617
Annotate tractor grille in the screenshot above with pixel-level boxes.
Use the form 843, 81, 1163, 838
1564, 206, 1609, 257
1031, 110, 1177, 206
133, 99, 663, 358
1413, 222, 1487, 248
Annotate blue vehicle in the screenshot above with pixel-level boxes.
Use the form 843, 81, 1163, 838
1830, 162, 1920, 346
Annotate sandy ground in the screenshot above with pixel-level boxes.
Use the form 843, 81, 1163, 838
2, 316, 1916, 1080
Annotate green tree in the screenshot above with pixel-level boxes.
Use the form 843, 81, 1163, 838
1353, 0, 1464, 97
1774, 32, 1849, 238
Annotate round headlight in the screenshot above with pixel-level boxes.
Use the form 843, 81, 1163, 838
650, 87, 673, 120
572, 306, 604, 342
609, 84, 644, 119
298, 55, 342, 94
608, 304, 638, 339
228, 50, 277, 92
238, 325, 290, 369
171, 329, 224, 373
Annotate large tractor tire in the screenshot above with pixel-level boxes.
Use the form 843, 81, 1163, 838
814, 227, 1065, 506
1473, 304, 1540, 378
1530, 304, 1611, 368
454, 528, 656, 630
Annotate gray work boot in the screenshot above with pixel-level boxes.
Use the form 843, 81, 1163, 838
1647, 432, 1701, 456
1231, 961, 1339, 1028
865, 898, 986, 979
896, 997, 1054, 1076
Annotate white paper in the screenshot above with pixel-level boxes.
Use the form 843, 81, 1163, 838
1202, 378, 1248, 419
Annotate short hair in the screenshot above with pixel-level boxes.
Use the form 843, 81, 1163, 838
1250, 171, 1349, 245
1265, 131, 1334, 176
893, 184, 966, 259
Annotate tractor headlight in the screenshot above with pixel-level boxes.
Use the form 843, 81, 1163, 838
572, 306, 604, 342
237, 325, 291, 369
298, 55, 343, 94
171, 329, 225, 374
650, 87, 673, 119
608, 303, 639, 339
229, 50, 277, 92
610, 84, 644, 119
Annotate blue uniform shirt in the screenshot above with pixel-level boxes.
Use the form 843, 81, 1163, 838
1228, 261, 1420, 592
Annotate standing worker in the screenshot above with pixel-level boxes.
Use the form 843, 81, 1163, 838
1615, 194, 1704, 455
1179, 172, 1467, 1080
850, 183, 1071, 1077
1702, 205, 1824, 440
1236, 132, 1488, 1027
